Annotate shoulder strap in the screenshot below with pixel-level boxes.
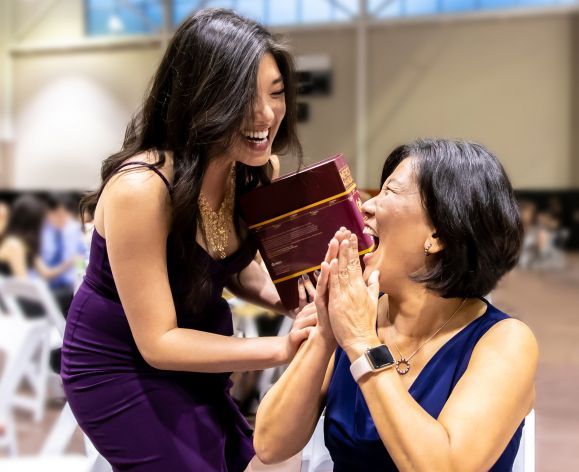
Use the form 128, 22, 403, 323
115, 161, 172, 193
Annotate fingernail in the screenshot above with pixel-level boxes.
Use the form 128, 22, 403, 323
301, 274, 309, 282
315, 270, 321, 276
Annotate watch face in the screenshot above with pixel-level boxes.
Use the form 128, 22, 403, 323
366, 345, 395, 369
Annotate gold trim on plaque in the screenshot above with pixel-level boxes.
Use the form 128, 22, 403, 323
248, 183, 358, 230
271, 245, 375, 284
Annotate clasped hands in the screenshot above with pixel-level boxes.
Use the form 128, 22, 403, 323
289, 228, 381, 360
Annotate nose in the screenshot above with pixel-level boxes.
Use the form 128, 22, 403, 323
253, 94, 275, 125
361, 196, 376, 220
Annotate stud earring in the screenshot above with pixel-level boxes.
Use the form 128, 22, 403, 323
424, 242, 433, 256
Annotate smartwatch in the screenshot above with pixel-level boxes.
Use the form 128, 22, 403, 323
350, 344, 395, 382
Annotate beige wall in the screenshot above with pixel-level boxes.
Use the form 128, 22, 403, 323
365, 16, 573, 190
12, 48, 160, 189
6, 0, 162, 189
291, 15, 574, 190
285, 28, 357, 176
4, 1, 577, 190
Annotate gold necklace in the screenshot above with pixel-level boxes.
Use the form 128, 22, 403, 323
388, 298, 467, 375
198, 164, 236, 260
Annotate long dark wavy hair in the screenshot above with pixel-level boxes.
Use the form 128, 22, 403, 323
81, 9, 302, 311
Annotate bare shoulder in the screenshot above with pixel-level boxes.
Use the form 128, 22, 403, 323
472, 315, 538, 368
0, 236, 27, 256
108, 149, 174, 188
98, 151, 173, 239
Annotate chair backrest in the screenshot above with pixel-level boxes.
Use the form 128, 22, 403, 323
0, 316, 50, 456
301, 415, 333, 472
0, 276, 26, 319
0, 318, 50, 416
0, 277, 65, 337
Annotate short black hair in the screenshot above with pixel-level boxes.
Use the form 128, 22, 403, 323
381, 139, 523, 298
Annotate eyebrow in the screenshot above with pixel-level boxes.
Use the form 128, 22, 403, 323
272, 76, 284, 85
385, 178, 403, 187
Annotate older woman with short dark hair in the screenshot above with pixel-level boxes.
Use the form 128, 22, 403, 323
255, 139, 537, 472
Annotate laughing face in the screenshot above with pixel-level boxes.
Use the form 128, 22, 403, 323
361, 157, 442, 291
222, 52, 286, 167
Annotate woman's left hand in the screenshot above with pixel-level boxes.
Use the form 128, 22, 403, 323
326, 230, 381, 358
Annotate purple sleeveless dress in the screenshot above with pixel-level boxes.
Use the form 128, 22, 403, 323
61, 164, 257, 471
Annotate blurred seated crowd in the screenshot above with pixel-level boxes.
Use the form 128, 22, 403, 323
0, 194, 92, 317
518, 197, 571, 270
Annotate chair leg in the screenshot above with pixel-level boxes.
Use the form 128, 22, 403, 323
33, 331, 50, 422
40, 402, 79, 456
0, 414, 18, 456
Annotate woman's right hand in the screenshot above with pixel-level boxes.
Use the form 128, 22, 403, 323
314, 229, 349, 348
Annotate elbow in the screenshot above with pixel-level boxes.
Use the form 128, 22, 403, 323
139, 343, 169, 371
141, 351, 164, 370
253, 429, 290, 465
253, 438, 284, 465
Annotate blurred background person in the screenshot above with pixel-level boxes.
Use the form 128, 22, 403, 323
0, 195, 73, 316
40, 193, 86, 315
0, 201, 9, 239
518, 199, 538, 269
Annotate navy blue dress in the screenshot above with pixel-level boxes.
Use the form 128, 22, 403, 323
324, 300, 523, 471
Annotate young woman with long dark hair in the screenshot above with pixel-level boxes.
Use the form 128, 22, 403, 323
61, 9, 315, 471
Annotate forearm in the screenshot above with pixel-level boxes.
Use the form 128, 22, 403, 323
254, 329, 334, 464
346, 342, 457, 472
227, 260, 288, 316
35, 257, 75, 280
144, 327, 286, 373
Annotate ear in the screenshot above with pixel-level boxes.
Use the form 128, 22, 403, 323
424, 231, 444, 255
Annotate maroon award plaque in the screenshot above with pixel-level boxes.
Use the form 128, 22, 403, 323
239, 154, 374, 310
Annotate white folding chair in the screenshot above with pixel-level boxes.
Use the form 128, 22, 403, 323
513, 409, 536, 472
300, 414, 333, 472
0, 317, 51, 455
0, 414, 111, 472
1, 363, 111, 471
0, 276, 28, 321
0, 277, 65, 419
0, 277, 66, 337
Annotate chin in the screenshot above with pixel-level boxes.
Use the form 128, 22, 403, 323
362, 258, 376, 282
239, 152, 271, 167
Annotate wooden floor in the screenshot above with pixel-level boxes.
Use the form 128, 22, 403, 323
2, 254, 578, 471
492, 253, 579, 472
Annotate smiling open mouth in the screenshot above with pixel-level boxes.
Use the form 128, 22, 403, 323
242, 129, 269, 144
363, 226, 380, 252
